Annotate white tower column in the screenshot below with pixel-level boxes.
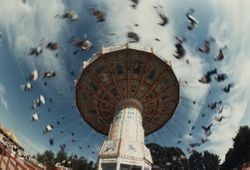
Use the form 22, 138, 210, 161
98, 99, 152, 170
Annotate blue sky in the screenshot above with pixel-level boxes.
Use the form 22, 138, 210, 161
0, 0, 250, 162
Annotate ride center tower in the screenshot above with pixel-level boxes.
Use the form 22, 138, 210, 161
76, 44, 179, 170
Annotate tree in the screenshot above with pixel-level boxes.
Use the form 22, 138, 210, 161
189, 150, 204, 170
203, 151, 220, 170
147, 143, 188, 170
34, 149, 96, 170
222, 126, 250, 169
55, 148, 68, 167
147, 143, 220, 170
76, 156, 89, 170
68, 154, 96, 170
36, 150, 55, 170
188, 150, 220, 170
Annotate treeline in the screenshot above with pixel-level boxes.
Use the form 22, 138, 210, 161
148, 125, 250, 170
33, 149, 96, 170
34, 125, 250, 170
147, 143, 220, 170
221, 125, 250, 169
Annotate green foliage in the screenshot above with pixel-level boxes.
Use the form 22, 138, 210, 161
222, 126, 250, 169
35, 148, 96, 170
35, 150, 55, 170
188, 150, 220, 170
55, 148, 68, 167
147, 143, 188, 170
147, 143, 220, 170
203, 151, 220, 170
189, 150, 203, 170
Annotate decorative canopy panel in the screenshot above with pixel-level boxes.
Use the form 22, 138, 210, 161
76, 45, 179, 136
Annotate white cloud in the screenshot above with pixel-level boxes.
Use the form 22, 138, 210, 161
103, 1, 205, 127
103, 0, 208, 105
0, 0, 67, 76
0, 0, 72, 154
204, 0, 250, 161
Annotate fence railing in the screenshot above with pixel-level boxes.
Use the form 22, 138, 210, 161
0, 142, 44, 170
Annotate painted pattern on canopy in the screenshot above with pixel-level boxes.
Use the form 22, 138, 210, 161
76, 45, 179, 136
